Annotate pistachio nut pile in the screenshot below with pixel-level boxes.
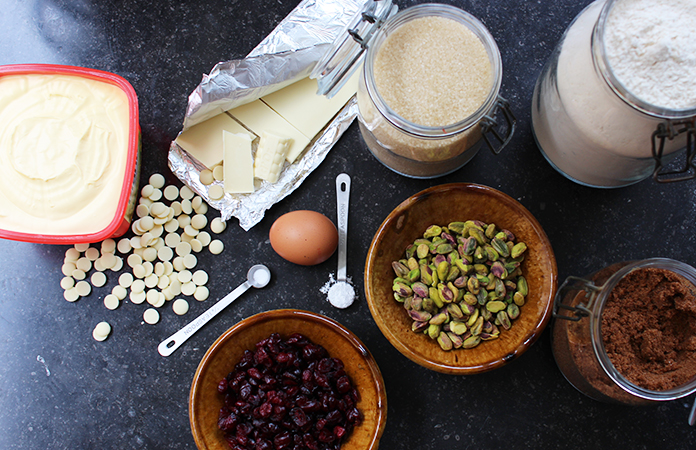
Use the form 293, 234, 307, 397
391, 221, 529, 351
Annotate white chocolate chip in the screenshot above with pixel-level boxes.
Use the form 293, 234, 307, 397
149, 173, 166, 189
92, 322, 111, 341
210, 218, 226, 234
163, 185, 179, 201
104, 294, 120, 310
209, 240, 224, 255
91, 272, 107, 288
208, 184, 224, 201
194, 286, 209, 301
172, 299, 189, 315
143, 308, 160, 325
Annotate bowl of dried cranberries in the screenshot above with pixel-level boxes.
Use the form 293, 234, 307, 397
189, 309, 387, 450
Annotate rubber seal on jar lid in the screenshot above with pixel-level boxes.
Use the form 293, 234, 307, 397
310, 0, 397, 98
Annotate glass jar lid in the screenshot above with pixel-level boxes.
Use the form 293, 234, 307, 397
310, 0, 397, 98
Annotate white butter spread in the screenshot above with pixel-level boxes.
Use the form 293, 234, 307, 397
0, 74, 131, 235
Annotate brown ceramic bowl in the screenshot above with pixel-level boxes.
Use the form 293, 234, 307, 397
365, 183, 557, 374
189, 309, 387, 450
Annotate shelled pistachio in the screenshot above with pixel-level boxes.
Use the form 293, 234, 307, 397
392, 220, 529, 351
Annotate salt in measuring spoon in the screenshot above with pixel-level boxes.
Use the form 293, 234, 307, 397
328, 174, 355, 308
158, 264, 271, 356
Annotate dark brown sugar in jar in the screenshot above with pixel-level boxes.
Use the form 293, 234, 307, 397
601, 267, 696, 391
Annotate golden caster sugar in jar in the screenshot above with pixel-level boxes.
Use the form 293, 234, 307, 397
532, 0, 696, 188
551, 258, 696, 407
312, 1, 515, 178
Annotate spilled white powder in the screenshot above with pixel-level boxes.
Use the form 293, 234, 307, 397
605, 0, 696, 109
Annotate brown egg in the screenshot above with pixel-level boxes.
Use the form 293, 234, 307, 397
269, 210, 338, 265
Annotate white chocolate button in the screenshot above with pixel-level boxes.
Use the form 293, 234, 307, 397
101, 239, 116, 254
92, 322, 111, 341
191, 214, 207, 230
131, 279, 146, 293
210, 218, 226, 234
145, 274, 159, 289
200, 169, 214, 185
164, 185, 179, 201
149, 173, 166, 189
183, 254, 197, 269
177, 270, 192, 284
112, 285, 127, 300
172, 299, 189, 315
164, 219, 179, 233
194, 286, 209, 301
74, 243, 90, 252
157, 246, 173, 262
181, 199, 193, 215
60, 277, 75, 290
209, 240, 224, 255
180, 185, 194, 200
130, 290, 146, 304
91, 272, 107, 288
148, 188, 163, 202
104, 294, 120, 310
65, 248, 81, 262
192, 270, 209, 286
190, 239, 203, 253
76, 257, 92, 272
75, 280, 91, 297
62, 262, 77, 276
136, 203, 150, 218
141, 184, 155, 198
194, 201, 208, 215
208, 184, 224, 201
143, 308, 160, 325
213, 165, 224, 181
176, 242, 192, 257
72, 269, 86, 281
181, 281, 196, 296
64, 288, 79, 302
110, 256, 124, 272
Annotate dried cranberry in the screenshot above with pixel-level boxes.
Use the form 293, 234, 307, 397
218, 379, 229, 393
290, 408, 309, 428
335, 376, 351, 394
273, 431, 292, 449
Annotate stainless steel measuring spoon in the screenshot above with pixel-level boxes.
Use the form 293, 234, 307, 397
328, 173, 355, 308
158, 264, 271, 356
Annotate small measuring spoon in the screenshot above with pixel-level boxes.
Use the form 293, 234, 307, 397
328, 173, 355, 309
158, 264, 271, 356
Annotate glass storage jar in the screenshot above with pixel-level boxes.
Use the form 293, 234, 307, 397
551, 258, 696, 406
313, 2, 515, 179
531, 0, 696, 188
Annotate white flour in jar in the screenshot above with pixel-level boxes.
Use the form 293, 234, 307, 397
531, 0, 695, 187
604, 0, 696, 109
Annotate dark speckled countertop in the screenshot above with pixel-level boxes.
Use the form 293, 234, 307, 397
1, 0, 695, 449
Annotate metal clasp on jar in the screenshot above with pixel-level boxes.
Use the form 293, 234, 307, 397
652, 118, 696, 183
553, 276, 601, 322
480, 96, 517, 155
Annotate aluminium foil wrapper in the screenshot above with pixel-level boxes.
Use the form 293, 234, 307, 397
168, 0, 367, 231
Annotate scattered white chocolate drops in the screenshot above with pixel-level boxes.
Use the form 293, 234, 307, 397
59, 173, 230, 337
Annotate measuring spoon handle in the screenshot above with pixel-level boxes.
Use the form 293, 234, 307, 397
158, 281, 252, 356
336, 173, 351, 281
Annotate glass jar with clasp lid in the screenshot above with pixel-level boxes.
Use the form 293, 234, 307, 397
531, 0, 696, 188
311, 1, 516, 178
551, 257, 696, 424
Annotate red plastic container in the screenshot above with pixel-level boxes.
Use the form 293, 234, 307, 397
0, 64, 141, 244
